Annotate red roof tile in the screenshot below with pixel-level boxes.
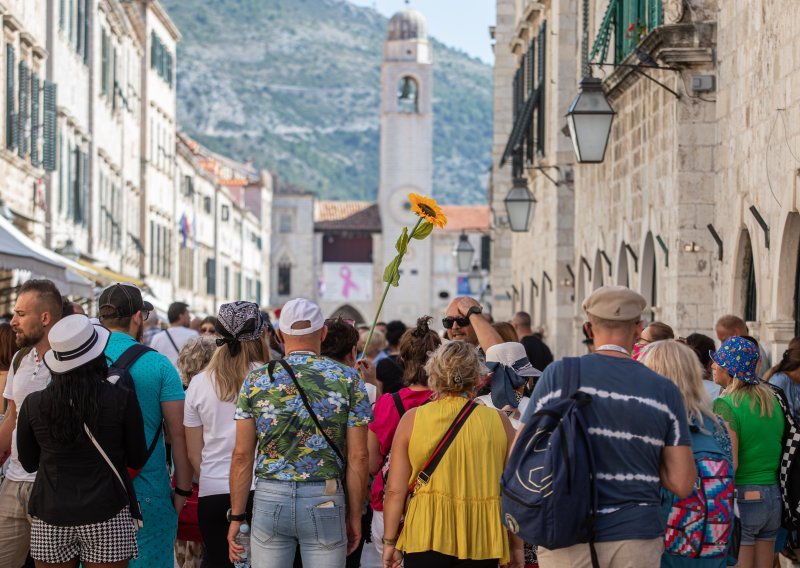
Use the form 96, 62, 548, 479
314, 201, 382, 232
439, 205, 490, 232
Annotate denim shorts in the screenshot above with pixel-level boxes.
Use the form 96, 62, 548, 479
736, 483, 782, 545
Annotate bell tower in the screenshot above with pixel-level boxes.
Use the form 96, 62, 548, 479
378, 8, 434, 322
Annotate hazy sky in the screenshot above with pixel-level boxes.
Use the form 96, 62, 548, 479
348, 0, 496, 64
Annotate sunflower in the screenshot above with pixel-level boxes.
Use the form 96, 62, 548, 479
409, 193, 447, 228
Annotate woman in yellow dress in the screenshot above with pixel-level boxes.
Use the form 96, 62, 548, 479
381, 341, 524, 568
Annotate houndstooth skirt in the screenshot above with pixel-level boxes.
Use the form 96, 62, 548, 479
30, 506, 138, 564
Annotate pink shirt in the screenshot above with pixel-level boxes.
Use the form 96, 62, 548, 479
369, 387, 432, 510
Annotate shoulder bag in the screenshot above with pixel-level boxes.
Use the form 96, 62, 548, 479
84, 424, 143, 531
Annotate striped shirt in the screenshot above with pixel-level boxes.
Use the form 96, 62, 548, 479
522, 353, 691, 542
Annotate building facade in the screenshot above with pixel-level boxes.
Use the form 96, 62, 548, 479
492, 0, 800, 361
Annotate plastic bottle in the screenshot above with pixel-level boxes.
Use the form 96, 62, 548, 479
233, 523, 251, 568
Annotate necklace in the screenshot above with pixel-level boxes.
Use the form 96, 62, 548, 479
288, 350, 317, 356
596, 344, 631, 356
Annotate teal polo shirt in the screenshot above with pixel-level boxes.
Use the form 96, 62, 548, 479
105, 331, 184, 498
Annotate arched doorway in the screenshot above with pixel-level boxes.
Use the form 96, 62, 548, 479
617, 243, 630, 287
776, 213, 800, 334
329, 304, 366, 324
592, 251, 604, 290
641, 233, 656, 322
732, 229, 757, 323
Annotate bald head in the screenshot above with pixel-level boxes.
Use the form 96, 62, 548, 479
512, 311, 533, 338
715, 314, 748, 342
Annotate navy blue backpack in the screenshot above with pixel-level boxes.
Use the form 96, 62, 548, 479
501, 357, 599, 561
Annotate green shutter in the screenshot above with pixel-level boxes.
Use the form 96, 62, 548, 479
76, 0, 83, 55
59, 0, 65, 30
101, 30, 108, 95
6, 45, 15, 150
83, 0, 90, 64
30, 72, 39, 166
17, 61, 28, 159
536, 21, 546, 157
43, 80, 57, 171
648, 0, 663, 29
58, 130, 64, 211
111, 47, 118, 111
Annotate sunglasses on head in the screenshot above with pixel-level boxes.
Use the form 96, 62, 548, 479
442, 316, 470, 329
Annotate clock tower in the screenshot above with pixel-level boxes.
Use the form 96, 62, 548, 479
378, 8, 434, 322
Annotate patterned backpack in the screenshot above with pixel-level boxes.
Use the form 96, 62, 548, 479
663, 418, 734, 558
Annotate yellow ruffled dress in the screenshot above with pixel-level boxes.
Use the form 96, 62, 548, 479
396, 396, 510, 564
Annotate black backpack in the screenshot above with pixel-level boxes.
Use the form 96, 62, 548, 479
106, 344, 162, 478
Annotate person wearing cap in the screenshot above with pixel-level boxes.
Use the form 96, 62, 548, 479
0, 279, 62, 567
519, 285, 696, 568
229, 298, 372, 568
184, 302, 270, 567
711, 336, 785, 567
150, 302, 199, 367
98, 283, 194, 568
478, 341, 541, 429
15, 314, 147, 565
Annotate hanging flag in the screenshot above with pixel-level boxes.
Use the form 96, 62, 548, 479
178, 212, 189, 248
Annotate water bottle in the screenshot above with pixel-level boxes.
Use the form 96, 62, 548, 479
233, 523, 251, 568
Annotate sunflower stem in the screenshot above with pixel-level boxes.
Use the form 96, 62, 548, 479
359, 218, 424, 362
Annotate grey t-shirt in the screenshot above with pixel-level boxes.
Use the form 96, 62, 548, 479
522, 353, 691, 542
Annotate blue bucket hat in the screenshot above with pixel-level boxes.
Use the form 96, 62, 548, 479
709, 336, 760, 385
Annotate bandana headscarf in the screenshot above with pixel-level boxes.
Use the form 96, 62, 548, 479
215, 301, 267, 357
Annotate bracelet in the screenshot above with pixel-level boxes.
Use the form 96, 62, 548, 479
174, 486, 193, 497
382, 536, 398, 546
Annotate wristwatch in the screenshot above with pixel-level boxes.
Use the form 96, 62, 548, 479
465, 305, 483, 318
226, 508, 247, 523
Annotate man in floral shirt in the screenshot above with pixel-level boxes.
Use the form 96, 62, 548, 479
229, 298, 372, 568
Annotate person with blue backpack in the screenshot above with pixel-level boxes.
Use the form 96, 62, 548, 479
641, 340, 735, 567
505, 286, 696, 568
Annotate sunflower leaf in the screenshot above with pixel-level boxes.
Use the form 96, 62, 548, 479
411, 221, 434, 240
383, 256, 401, 284
395, 228, 409, 254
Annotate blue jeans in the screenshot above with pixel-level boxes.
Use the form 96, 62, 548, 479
736, 483, 782, 545
251, 478, 346, 568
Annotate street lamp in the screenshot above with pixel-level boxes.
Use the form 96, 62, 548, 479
467, 263, 483, 295
566, 76, 616, 163
454, 232, 475, 273
58, 239, 81, 262
504, 178, 536, 232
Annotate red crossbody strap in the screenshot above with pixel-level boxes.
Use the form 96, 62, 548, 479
408, 399, 479, 497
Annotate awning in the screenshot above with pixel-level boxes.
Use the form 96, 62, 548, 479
77, 259, 146, 288
0, 217, 94, 298
500, 88, 540, 167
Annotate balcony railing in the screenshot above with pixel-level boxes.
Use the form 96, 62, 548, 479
590, 0, 663, 65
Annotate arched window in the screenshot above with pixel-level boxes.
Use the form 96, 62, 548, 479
641, 233, 657, 322
397, 76, 418, 113
744, 236, 757, 323
617, 244, 629, 287
278, 256, 291, 296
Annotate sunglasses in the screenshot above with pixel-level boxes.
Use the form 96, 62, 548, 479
325, 318, 356, 327
141, 310, 150, 321
200, 326, 216, 334
442, 316, 470, 329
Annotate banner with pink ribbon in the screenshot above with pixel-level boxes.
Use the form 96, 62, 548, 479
320, 263, 373, 302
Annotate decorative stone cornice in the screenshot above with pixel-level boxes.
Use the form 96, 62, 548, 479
3, 14, 21, 33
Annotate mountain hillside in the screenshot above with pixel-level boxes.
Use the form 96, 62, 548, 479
159, 0, 492, 204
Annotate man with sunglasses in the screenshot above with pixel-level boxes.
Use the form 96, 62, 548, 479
442, 297, 502, 356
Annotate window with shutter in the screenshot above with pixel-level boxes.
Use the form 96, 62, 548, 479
112, 47, 118, 111
101, 30, 108, 96
58, 130, 64, 212
76, 0, 83, 55
480, 235, 491, 270
17, 61, 28, 159
42, 81, 57, 171
149, 220, 155, 274
223, 266, 230, 298
6, 45, 15, 150
83, 0, 90, 64
68, 0, 74, 45
30, 73, 39, 167
278, 262, 291, 296
535, 21, 546, 157
206, 258, 216, 295
59, 0, 65, 30
256, 280, 262, 303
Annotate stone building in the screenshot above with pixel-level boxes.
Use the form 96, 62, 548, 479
492, 0, 800, 361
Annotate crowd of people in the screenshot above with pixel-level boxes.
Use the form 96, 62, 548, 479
1, 278, 799, 568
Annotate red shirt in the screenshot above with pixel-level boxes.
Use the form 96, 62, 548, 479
368, 387, 432, 510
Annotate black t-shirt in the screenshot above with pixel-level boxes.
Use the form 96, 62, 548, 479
376, 354, 404, 394
520, 335, 554, 372
17, 381, 147, 525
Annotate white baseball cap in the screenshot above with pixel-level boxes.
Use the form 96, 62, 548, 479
279, 298, 325, 336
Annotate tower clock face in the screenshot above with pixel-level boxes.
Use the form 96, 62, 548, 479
387, 187, 419, 225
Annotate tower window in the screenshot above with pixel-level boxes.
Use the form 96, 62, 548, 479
397, 76, 418, 113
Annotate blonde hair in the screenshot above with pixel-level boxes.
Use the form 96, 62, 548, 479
725, 378, 775, 418
177, 336, 218, 387
640, 340, 718, 429
424, 341, 480, 395
207, 337, 270, 402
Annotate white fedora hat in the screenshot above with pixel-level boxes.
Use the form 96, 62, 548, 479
43, 314, 111, 374
485, 342, 542, 377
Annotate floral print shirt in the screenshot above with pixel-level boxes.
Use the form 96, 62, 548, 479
235, 353, 373, 481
